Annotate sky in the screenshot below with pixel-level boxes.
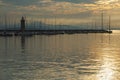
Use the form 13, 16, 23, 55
0, 0, 120, 28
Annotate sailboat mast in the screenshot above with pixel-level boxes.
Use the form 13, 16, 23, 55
0, 16, 1, 29
55, 16, 56, 31
109, 15, 111, 31
4, 15, 8, 31
101, 12, 103, 30
95, 20, 96, 30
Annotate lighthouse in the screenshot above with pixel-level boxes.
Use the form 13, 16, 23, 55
21, 17, 25, 32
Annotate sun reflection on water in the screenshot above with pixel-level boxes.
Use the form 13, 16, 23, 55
97, 48, 116, 80
98, 58, 114, 80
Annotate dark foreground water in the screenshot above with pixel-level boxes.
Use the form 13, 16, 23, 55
0, 30, 120, 80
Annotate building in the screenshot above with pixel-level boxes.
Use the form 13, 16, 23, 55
21, 17, 25, 32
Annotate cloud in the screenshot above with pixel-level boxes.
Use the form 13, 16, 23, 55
1, 0, 38, 6
53, 0, 96, 4
96, 0, 119, 4
39, 0, 53, 3
0, 0, 7, 6
18, 0, 119, 15
18, 1, 93, 13
1, 0, 120, 26
1, 0, 120, 13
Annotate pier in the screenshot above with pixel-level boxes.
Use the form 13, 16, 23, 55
0, 29, 112, 36
0, 16, 112, 36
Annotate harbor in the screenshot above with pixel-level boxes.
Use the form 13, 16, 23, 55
0, 16, 112, 36
1, 0, 120, 80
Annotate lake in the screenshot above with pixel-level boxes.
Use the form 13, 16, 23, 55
0, 30, 120, 80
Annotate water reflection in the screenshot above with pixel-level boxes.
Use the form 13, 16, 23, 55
96, 38, 120, 80
0, 37, 8, 80
21, 36, 25, 52
0, 31, 120, 80
98, 55, 114, 80
97, 48, 115, 80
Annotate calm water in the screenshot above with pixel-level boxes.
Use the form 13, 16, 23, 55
0, 30, 120, 80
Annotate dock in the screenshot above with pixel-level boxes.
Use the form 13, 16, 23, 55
0, 16, 112, 36
0, 29, 112, 36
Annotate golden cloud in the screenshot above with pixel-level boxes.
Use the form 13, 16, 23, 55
96, 0, 119, 5
18, 0, 120, 15
11, 0, 120, 26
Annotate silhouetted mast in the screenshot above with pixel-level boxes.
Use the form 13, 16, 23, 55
8, 17, 10, 30
53, 15, 56, 31
109, 15, 111, 31
0, 17, 1, 27
5, 15, 7, 31
14, 19, 16, 30
95, 20, 96, 30
33, 19, 35, 30
101, 12, 103, 30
